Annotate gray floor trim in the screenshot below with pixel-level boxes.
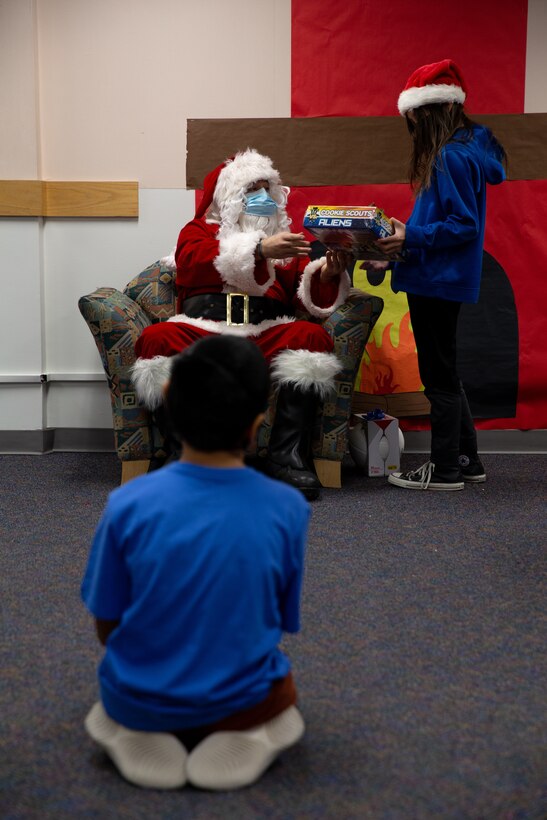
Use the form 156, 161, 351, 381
403, 429, 547, 454
0, 429, 115, 454
0, 428, 546, 455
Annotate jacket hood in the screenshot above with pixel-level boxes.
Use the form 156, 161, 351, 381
465, 124, 506, 185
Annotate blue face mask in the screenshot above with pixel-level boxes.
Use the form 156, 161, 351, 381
243, 188, 278, 217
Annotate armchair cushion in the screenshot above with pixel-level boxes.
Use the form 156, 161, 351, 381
124, 262, 176, 323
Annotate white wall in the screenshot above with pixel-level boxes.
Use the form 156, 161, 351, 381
0, 0, 44, 432
36, 0, 291, 188
0, 0, 291, 439
525, 0, 547, 112
0, 0, 40, 179
44, 188, 194, 429
0, 0, 545, 442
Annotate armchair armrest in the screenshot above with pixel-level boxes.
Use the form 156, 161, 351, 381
78, 287, 157, 461
313, 290, 384, 461
78, 287, 152, 371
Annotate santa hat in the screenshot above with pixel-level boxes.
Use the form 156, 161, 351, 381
397, 59, 467, 116
214, 149, 283, 213
200, 148, 291, 240
194, 148, 284, 219
194, 159, 231, 219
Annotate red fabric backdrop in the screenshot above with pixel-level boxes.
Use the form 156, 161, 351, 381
290, 0, 547, 430
291, 0, 526, 116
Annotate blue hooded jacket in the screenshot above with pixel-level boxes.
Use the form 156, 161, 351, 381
392, 124, 506, 303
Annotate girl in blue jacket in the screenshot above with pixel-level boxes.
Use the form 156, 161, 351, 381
366, 59, 506, 491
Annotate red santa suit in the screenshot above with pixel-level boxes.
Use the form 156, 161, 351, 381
132, 149, 350, 412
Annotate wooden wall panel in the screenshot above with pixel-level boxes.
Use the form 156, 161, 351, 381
187, 114, 547, 187
0, 181, 138, 217
0, 181, 44, 216
44, 181, 138, 217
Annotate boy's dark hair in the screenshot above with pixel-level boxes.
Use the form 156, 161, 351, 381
165, 335, 270, 452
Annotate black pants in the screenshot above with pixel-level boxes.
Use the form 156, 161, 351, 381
408, 293, 478, 478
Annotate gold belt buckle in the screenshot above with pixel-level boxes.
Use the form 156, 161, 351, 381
226, 292, 250, 326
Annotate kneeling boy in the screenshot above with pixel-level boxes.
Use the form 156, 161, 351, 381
81, 335, 309, 790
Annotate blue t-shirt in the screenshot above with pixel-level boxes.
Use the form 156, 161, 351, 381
81, 462, 309, 731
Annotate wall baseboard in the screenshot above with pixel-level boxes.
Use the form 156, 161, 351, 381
0, 428, 546, 456
403, 429, 547, 454
0, 429, 115, 454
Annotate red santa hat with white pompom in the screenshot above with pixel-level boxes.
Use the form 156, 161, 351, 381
397, 59, 467, 116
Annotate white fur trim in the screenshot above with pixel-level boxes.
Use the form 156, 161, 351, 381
160, 247, 177, 270
215, 149, 281, 209
212, 188, 291, 239
208, 148, 291, 238
214, 230, 275, 295
398, 83, 466, 116
131, 356, 173, 410
167, 313, 296, 336
297, 258, 352, 318
270, 350, 342, 398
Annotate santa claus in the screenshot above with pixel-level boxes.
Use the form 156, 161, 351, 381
132, 148, 352, 499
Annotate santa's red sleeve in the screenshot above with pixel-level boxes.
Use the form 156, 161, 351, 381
175, 219, 223, 290
175, 219, 274, 296
274, 256, 351, 318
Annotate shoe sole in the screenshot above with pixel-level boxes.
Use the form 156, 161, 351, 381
388, 474, 464, 491
261, 459, 321, 499
186, 706, 305, 791
462, 474, 486, 483
85, 702, 187, 789
301, 487, 320, 501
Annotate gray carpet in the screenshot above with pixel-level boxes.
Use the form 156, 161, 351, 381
1, 452, 546, 819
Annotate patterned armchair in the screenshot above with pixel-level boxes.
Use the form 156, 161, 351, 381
79, 260, 383, 488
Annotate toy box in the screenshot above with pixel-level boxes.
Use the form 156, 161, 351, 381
303, 205, 400, 261
349, 412, 401, 476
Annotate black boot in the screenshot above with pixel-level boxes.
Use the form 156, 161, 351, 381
263, 384, 321, 500
149, 404, 182, 471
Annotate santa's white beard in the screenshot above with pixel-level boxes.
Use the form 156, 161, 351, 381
238, 212, 279, 236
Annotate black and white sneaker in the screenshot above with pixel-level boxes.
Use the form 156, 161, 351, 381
388, 461, 464, 491
458, 455, 486, 483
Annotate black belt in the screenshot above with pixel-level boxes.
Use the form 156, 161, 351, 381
182, 293, 294, 326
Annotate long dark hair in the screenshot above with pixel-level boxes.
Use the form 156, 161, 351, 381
405, 103, 507, 193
